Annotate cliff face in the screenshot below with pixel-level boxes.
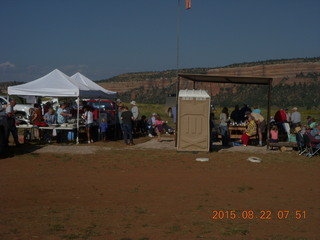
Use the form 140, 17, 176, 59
192, 61, 320, 95
98, 59, 320, 100
99, 77, 175, 94
208, 62, 320, 84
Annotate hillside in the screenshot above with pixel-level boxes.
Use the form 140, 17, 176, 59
98, 57, 320, 108
1, 57, 319, 108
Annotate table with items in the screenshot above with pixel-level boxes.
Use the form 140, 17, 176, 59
228, 123, 247, 139
17, 123, 85, 143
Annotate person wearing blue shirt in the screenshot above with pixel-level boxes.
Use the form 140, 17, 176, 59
100, 118, 108, 141
56, 103, 72, 143
43, 108, 56, 124
57, 103, 71, 124
252, 105, 261, 114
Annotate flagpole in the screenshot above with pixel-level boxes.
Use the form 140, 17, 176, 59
176, 0, 181, 74
175, 0, 181, 148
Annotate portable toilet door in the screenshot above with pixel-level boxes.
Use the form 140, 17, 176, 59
177, 89, 211, 152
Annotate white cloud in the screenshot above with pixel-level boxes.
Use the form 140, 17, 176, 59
0, 61, 16, 70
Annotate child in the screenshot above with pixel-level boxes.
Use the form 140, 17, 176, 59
154, 114, 164, 142
240, 115, 257, 146
288, 128, 297, 142
270, 125, 279, 143
100, 118, 108, 141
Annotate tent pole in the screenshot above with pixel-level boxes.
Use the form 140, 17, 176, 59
76, 97, 80, 144
266, 79, 272, 149
98, 98, 101, 141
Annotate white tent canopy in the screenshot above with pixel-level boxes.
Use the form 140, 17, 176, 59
7, 69, 117, 144
70, 72, 117, 99
8, 69, 116, 99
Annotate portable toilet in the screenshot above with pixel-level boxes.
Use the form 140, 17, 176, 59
177, 89, 211, 152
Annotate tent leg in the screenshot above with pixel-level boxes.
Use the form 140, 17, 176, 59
266, 80, 272, 150
98, 98, 101, 141
76, 97, 80, 144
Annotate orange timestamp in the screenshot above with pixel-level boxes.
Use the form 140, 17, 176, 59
212, 210, 306, 220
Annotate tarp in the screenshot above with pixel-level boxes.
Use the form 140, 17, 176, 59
8, 69, 116, 99
70, 72, 117, 99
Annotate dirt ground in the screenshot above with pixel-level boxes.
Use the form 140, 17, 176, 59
0, 137, 319, 240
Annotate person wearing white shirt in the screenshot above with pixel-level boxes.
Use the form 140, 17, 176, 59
291, 107, 301, 129
82, 106, 94, 144
130, 101, 139, 134
130, 101, 139, 120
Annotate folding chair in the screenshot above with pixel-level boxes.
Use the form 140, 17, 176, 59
295, 132, 305, 155
302, 134, 313, 157
306, 133, 320, 158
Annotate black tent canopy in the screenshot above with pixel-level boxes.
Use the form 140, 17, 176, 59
176, 73, 273, 148
177, 73, 272, 85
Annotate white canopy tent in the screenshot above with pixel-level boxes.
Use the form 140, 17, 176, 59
70, 72, 117, 99
8, 69, 115, 99
8, 69, 117, 143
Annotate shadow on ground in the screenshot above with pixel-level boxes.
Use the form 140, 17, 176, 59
1, 144, 43, 159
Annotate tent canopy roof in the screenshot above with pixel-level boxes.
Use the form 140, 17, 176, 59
178, 73, 272, 85
8, 69, 117, 99
70, 72, 117, 98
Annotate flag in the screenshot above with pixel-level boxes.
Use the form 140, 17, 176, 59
185, 0, 191, 10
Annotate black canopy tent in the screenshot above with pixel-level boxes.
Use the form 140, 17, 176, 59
175, 73, 273, 149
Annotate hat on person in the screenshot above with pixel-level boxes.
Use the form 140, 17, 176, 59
294, 126, 302, 133
130, 101, 137, 105
292, 107, 298, 111
152, 113, 156, 116
116, 99, 121, 103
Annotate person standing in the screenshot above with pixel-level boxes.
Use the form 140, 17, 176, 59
56, 103, 72, 142
0, 104, 9, 153
154, 114, 164, 142
284, 108, 291, 123
121, 106, 134, 145
173, 106, 177, 125
252, 105, 261, 114
6, 100, 20, 146
99, 118, 108, 141
43, 107, 56, 143
118, 103, 124, 132
130, 101, 139, 134
57, 103, 71, 124
230, 105, 241, 123
291, 107, 301, 129
148, 113, 156, 137
219, 107, 229, 146
82, 106, 94, 144
239, 104, 251, 122
251, 112, 266, 146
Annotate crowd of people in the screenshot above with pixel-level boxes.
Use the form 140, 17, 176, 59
216, 104, 266, 147
215, 104, 319, 152
116, 100, 174, 145
1, 98, 319, 155
0, 98, 175, 155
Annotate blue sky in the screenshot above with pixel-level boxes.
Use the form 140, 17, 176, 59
0, 0, 319, 82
